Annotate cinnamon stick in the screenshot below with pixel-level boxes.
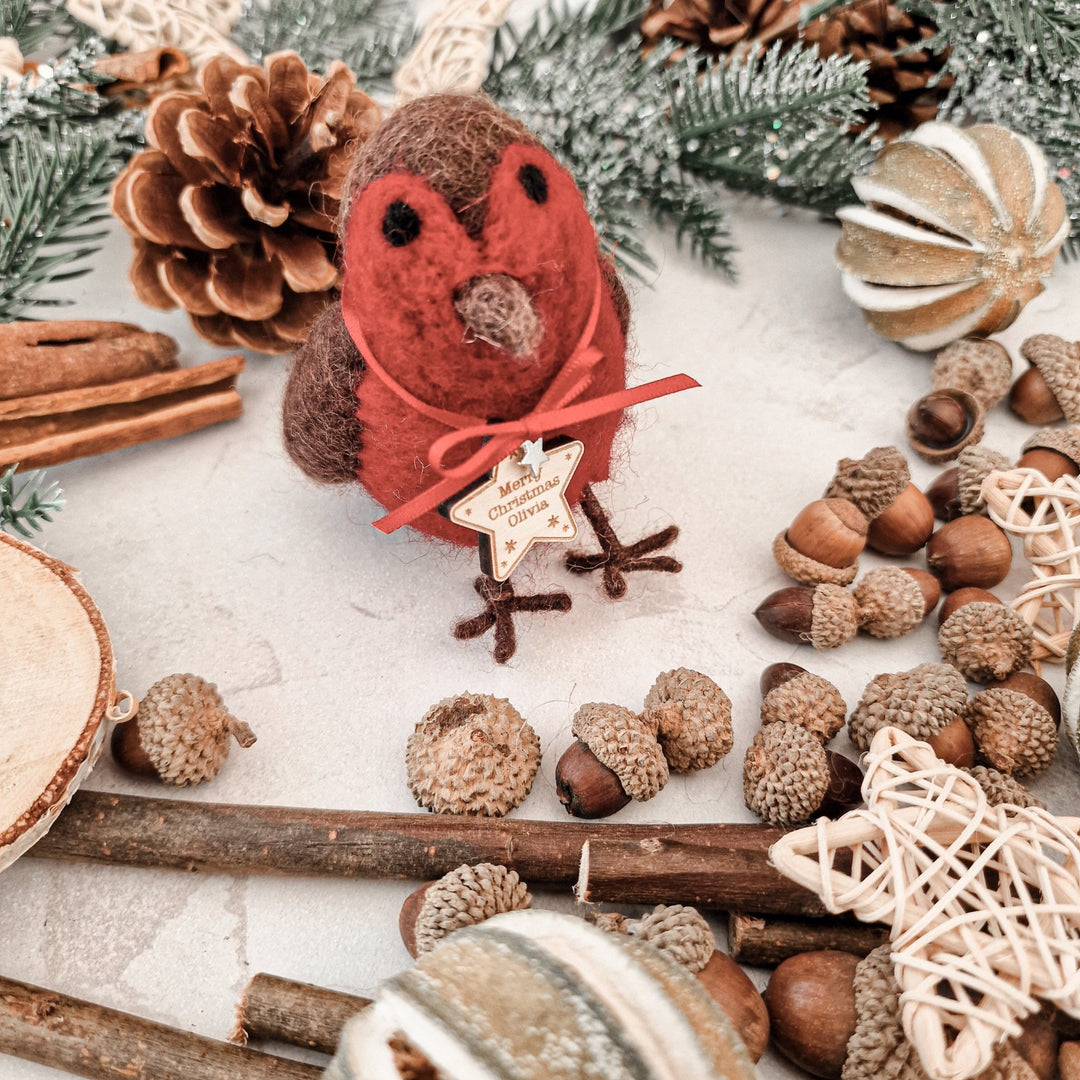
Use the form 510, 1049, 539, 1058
727, 912, 889, 967
29, 790, 823, 916
233, 975, 369, 1055
0, 974, 320, 1080
0, 321, 178, 399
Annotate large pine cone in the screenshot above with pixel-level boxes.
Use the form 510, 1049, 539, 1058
112, 52, 381, 353
642, 0, 802, 51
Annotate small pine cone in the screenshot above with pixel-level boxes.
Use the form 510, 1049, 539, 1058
931, 339, 1013, 410
939, 603, 1034, 683
406, 694, 540, 816
112, 52, 381, 352
811, 584, 860, 649
631, 904, 715, 974
760, 671, 846, 743
136, 673, 253, 786
743, 721, 829, 826
591, 911, 629, 934
413, 863, 531, 955
824, 446, 910, 521
956, 445, 1011, 515
853, 566, 925, 639
965, 765, 1045, 810
573, 702, 668, 802
642, 668, 733, 772
849, 662, 967, 753
966, 688, 1058, 777
1021, 425, 1080, 470
1021, 335, 1080, 422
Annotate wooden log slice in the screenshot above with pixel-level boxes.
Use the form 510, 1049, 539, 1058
0, 533, 114, 872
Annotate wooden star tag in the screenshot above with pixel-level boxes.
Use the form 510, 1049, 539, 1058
771, 727, 1080, 1080
446, 439, 584, 581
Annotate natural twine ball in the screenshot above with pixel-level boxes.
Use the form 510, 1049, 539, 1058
965, 688, 1058, 778
853, 566, 925, 639
938, 603, 1034, 683
642, 668, 733, 772
413, 863, 531, 956
572, 702, 668, 802
406, 693, 541, 815
743, 721, 829, 827
136, 673, 253, 786
848, 662, 968, 753
824, 446, 910, 521
760, 671, 846, 744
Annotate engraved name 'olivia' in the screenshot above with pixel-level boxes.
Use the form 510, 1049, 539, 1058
490, 473, 561, 524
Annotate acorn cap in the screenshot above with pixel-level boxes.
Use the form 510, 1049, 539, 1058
939, 603, 1034, 683
842, 944, 914, 1080
824, 446, 910, 521
966, 687, 1058, 777
811, 584, 860, 650
964, 765, 1046, 810
773, 530, 859, 587
853, 566, 926, 640
572, 702, 668, 802
413, 863, 532, 956
136, 673, 254, 786
1020, 425, 1080, 468
642, 668, 733, 773
760, 671, 846, 743
406, 693, 541, 816
743, 721, 829, 826
1021, 334, 1080, 422
956, 444, 1012, 515
931, 338, 1014, 410
848, 662, 968, 752
630, 904, 715, 974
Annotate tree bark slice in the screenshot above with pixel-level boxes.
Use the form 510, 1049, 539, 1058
0, 975, 321, 1080
29, 790, 824, 916
728, 912, 889, 967
233, 975, 369, 1056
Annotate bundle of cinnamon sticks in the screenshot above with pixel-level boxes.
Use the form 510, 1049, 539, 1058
0, 321, 244, 469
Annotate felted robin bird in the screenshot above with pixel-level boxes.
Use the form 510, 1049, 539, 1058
283, 94, 693, 662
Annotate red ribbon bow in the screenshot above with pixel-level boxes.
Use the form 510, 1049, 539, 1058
342, 272, 699, 535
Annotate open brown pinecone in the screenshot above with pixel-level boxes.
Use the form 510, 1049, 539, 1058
111, 51, 381, 353
642, 0, 951, 139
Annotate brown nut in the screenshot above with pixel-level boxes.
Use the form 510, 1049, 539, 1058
903, 568, 941, 616
1014, 1010, 1059, 1080
755, 587, 815, 644
759, 662, 807, 697
817, 751, 864, 817
1011, 365, 1065, 425
786, 498, 868, 569
907, 388, 983, 463
555, 739, 631, 819
755, 585, 859, 651
110, 718, 158, 778
938, 587, 1002, 625
926, 467, 963, 522
1017, 446, 1080, 483
399, 881, 432, 958
764, 950, 861, 1080
866, 482, 936, 555
926, 516, 1012, 591
1061, 1041, 1080, 1080
696, 950, 770, 1063
926, 715, 976, 768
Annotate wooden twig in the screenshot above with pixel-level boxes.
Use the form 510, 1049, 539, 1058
727, 912, 890, 967
233, 975, 369, 1056
28, 790, 823, 916
0, 974, 321, 1080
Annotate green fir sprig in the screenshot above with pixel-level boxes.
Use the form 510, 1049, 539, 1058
0, 466, 64, 538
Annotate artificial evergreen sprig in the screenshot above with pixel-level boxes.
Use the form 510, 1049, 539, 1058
0, 465, 63, 538
1, 0, 68, 53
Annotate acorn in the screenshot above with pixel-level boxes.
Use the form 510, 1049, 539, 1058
1016, 426, 1080, 484
1010, 334, 1080, 425
642, 668, 734, 772
759, 662, 808, 697
743, 722, 831, 826
995, 671, 1060, 726
853, 566, 936, 638
1061, 1041, 1080, 1080
925, 515, 1012, 591
773, 498, 868, 586
760, 665, 846, 743
865, 482, 935, 555
697, 950, 770, 1063
938, 586, 1002, 625
926, 716, 976, 769
906, 388, 983, 463
966, 681, 1059, 777
938, 591, 1033, 683
903, 567, 942, 616
818, 751, 865, 817
1011, 365, 1065, 423
926, 467, 963, 522
555, 703, 667, 819
754, 584, 858, 650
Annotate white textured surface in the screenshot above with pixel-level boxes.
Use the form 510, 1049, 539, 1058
3, 192, 1080, 1080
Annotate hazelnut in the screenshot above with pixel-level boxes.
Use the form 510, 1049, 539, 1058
759, 662, 807, 697
1061, 1041, 1080, 1080
926, 715, 976, 768
555, 738, 631, 819
907, 388, 983, 463
925, 516, 1012, 591
1010, 365, 1065, 424
774, 499, 868, 585
925, 467, 963, 522
865, 482, 935, 555
903, 567, 941, 615
938, 586, 1001, 625
1017, 446, 1079, 483
817, 750, 864, 817
764, 950, 861, 1079
697, 950, 770, 1063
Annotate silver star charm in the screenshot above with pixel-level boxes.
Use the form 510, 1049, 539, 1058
518, 438, 550, 479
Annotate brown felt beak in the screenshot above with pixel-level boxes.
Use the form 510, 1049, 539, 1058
453, 273, 542, 359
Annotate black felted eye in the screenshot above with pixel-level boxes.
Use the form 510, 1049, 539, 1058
518, 164, 548, 204
382, 201, 421, 246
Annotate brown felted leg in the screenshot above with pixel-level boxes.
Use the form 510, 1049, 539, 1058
565, 486, 682, 599
453, 576, 572, 664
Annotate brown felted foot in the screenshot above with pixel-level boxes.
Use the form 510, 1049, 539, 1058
453, 576, 572, 664
565, 485, 682, 599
